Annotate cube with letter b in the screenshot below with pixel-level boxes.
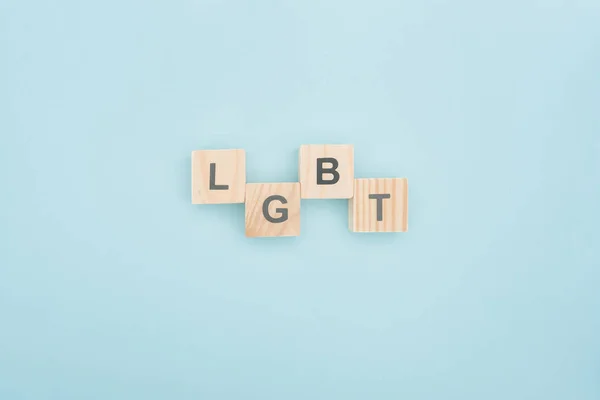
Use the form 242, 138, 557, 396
191, 149, 246, 204
349, 178, 408, 232
245, 183, 301, 237
299, 144, 354, 199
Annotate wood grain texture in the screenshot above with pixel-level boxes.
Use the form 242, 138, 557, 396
191, 149, 245, 204
245, 183, 301, 237
349, 178, 408, 232
299, 144, 354, 199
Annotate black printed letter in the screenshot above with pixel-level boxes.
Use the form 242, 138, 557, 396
209, 163, 229, 190
316, 158, 340, 185
369, 194, 391, 221
262, 195, 288, 223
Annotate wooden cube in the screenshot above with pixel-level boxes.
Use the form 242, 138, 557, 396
191, 149, 246, 204
299, 144, 354, 199
349, 178, 408, 232
245, 183, 301, 237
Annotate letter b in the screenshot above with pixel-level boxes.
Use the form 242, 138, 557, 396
316, 158, 340, 185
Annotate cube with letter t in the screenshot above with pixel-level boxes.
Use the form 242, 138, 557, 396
349, 178, 408, 232
191, 149, 246, 204
299, 144, 354, 199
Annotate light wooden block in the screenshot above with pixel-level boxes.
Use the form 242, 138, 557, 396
245, 183, 301, 237
349, 178, 408, 232
191, 149, 245, 204
299, 144, 354, 199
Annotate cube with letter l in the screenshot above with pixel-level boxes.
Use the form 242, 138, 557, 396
191, 149, 246, 204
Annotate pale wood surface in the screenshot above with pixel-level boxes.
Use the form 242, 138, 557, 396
191, 149, 246, 204
349, 178, 408, 232
245, 183, 301, 237
299, 144, 354, 199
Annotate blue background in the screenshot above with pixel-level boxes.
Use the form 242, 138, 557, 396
1, 0, 599, 398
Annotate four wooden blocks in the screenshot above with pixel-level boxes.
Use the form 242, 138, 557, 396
191, 145, 408, 237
